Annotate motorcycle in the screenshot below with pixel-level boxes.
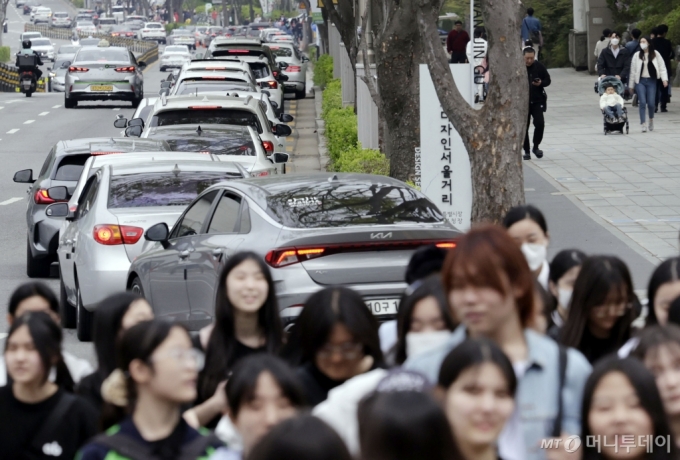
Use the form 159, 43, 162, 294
19, 70, 36, 97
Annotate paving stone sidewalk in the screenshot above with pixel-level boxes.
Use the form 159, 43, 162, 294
526, 68, 680, 263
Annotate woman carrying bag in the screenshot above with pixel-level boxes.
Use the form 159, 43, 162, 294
629, 36, 668, 132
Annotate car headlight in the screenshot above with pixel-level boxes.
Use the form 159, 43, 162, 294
48, 72, 55, 77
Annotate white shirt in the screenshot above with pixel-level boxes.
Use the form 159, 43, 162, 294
538, 260, 550, 291
378, 320, 398, 355
498, 361, 529, 460
612, 47, 620, 59
641, 55, 651, 78
0, 351, 93, 386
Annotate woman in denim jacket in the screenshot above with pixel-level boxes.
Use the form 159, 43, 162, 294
405, 225, 592, 460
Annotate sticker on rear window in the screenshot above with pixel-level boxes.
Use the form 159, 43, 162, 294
287, 197, 321, 208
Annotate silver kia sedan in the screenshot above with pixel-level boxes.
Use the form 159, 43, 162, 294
47, 159, 246, 340
126, 173, 460, 329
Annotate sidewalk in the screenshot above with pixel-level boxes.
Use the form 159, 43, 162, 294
283, 68, 322, 173
527, 68, 680, 264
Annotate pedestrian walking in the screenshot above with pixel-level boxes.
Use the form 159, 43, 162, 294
388, 276, 455, 366
547, 250, 587, 341
78, 320, 224, 459
446, 20, 470, 64
405, 225, 592, 460
191, 252, 283, 428
653, 24, 674, 113
210, 355, 306, 460
437, 338, 516, 460
633, 325, 680, 449
597, 31, 631, 81
503, 205, 551, 289
523, 48, 551, 160
76, 292, 153, 415
521, 8, 542, 59
559, 256, 638, 365
580, 357, 678, 459
0, 282, 93, 386
625, 28, 642, 55
0, 312, 97, 460
594, 28, 612, 73
283, 286, 384, 406
629, 37, 668, 132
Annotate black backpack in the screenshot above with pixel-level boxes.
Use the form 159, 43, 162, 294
90, 430, 221, 460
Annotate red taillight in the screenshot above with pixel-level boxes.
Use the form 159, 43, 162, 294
115, 66, 135, 72
287, 65, 301, 72
142, 29, 149, 32
262, 141, 274, 152
260, 81, 278, 89
69, 66, 89, 72
201, 76, 227, 80
436, 242, 457, 249
93, 224, 143, 245
228, 49, 249, 54
188, 105, 222, 109
272, 71, 278, 77
253, 171, 269, 177
34, 189, 57, 204
266, 248, 325, 268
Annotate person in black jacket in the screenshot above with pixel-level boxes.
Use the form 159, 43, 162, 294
597, 31, 631, 81
653, 24, 674, 112
523, 47, 551, 160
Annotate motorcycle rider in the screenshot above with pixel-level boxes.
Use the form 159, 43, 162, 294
16, 39, 43, 81
71, 30, 80, 45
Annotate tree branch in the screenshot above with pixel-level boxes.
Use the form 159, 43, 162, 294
320, 0, 359, 71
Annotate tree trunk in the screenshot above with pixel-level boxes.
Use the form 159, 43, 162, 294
319, 0, 357, 76
415, 0, 527, 223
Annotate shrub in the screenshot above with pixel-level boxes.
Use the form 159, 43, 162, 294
313, 54, 333, 89
332, 147, 390, 176
322, 79, 342, 117
0, 46, 10, 64
325, 107, 358, 162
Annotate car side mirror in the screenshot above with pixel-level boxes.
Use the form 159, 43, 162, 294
145, 222, 170, 248
137, 61, 147, 70
270, 100, 278, 109
280, 113, 294, 123
125, 125, 143, 137
47, 66, 52, 71
128, 117, 144, 127
302, 56, 309, 62
269, 152, 289, 164
278, 74, 289, 82
47, 186, 69, 200
274, 123, 292, 137
278, 61, 288, 69
45, 202, 69, 218
13, 169, 34, 183
113, 117, 127, 128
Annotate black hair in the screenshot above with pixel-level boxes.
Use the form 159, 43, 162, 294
282, 287, 384, 368
600, 28, 612, 41
549, 249, 587, 284
8, 282, 59, 318
404, 244, 447, 285
5, 311, 74, 391
473, 26, 485, 39
609, 30, 620, 40
247, 415, 353, 460
226, 354, 306, 417
454, 20, 462, 25
523, 46, 536, 55
638, 36, 658, 60
651, 27, 660, 36
393, 277, 455, 365
632, 324, 680, 363
631, 28, 641, 39
646, 257, 680, 326
93, 292, 146, 380
502, 204, 548, 234
560, 256, 638, 361
581, 357, 678, 460
358, 391, 460, 460
438, 337, 517, 395
670, 296, 680, 327
527, 7, 534, 16
198, 252, 282, 402
658, 24, 669, 35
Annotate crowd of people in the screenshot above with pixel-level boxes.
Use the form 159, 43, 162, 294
5, 202, 680, 459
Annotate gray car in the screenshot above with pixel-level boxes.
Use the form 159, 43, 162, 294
127, 173, 460, 328
12, 138, 172, 278
64, 44, 147, 108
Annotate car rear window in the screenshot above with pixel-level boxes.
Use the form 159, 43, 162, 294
146, 23, 163, 28
248, 63, 270, 78
108, 171, 238, 208
264, 182, 444, 228
54, 12, 68, 17
161, 134, 256, 156
53, 154, 89, 181
31, 39, 51, 46
212, 49, 267, 59
151, 109, 262, 133
175, 82, 253, 95
76, 49, 130, 62
266, 46, 292, 57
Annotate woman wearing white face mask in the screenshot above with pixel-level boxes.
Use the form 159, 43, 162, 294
502, 205, 551, 291
546, 249, 587, 341
629, 36, 668, 132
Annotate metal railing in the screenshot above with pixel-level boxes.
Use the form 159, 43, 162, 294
0, 62, 46, 93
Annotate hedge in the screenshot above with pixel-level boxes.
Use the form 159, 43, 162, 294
0, 47, 10, 63
313, 54, 333, 89
321, 77, 389, 175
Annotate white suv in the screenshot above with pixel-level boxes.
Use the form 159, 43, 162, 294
138, 22, 166, 43
31, 7, 52, 24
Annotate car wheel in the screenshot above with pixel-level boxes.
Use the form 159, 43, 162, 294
129, 276, 144, 296
160, 66, 166, 72
75, 281, 93, 342
26, 238, 51, 277
64, 95, 77, 108
60, 274, 76, 328
295, 86, 306, 99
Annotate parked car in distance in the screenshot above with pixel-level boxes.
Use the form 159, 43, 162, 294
51, 11, 71, 28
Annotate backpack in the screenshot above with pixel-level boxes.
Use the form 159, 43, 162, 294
524, 18, 543, 46
90, 430, 221, 460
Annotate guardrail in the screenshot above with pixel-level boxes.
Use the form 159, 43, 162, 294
23, 24, 158, 64
0, 62, 46, 93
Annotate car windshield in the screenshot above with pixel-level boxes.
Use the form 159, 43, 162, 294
175, 81, 253, 94
152, 109, 262, 133
108, 171, 238, 208
31, 39, 51, 46
76, 48, 129, 62
146, 23, 162, 28
23, 33, 41, 40
264, 181, 444, 228
58, 45, 79, 54
153, 132, 257, 156
267, 46, 292, 57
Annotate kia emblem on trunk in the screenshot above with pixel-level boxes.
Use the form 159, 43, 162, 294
370, 232, 393, 239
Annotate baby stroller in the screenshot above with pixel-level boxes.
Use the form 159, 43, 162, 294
597, 76, 629, 135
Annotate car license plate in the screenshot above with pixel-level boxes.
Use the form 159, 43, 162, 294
91, 85, 113, 92
365, 299, 399, 315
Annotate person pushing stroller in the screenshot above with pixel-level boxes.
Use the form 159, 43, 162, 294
600, 84, 625, 122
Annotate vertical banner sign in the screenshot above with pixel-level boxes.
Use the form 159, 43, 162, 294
419, 64, 473, 232
414, 148, 421, 189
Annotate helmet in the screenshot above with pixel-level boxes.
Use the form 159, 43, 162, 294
22, 40, 31, 49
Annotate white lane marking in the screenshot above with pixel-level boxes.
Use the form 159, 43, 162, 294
52, 105, 61, 108
39, 111, 49, 116
6, 100, 23, 104
24, 120, 34, 124
0, 197, 23, 205
6, 129, 19, 134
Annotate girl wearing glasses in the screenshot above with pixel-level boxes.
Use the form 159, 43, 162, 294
559, 255, 639, 364
283, 286, 384, 406
78, 319, 223, 459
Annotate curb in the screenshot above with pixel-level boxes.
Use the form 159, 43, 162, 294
313, 85, 330, 171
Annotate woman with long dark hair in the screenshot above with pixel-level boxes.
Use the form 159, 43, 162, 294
546, 249, 587, 340
559, 255, 638, 364
191, 252, 283, 427
0, 312, 97, 459
502, 205, 550, 290
629, 36, 668, 132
